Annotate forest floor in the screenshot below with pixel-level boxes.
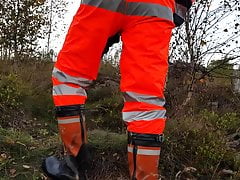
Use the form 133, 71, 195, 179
0, 126, 129, 180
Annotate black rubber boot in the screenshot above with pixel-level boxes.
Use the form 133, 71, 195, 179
42, 144, 91, 180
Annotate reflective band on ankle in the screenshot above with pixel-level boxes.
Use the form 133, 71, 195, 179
128, 146, 160, 156
58, 117, 80, 124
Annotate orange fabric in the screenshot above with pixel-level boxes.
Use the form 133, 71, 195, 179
120, 17, 173, 97
123, 102, 165, 112
119, 15, 172, 134
53, 95, 86, 106
58, 121, 82, 156
55, 5, 124, 80
58, 115, 87, 156
53, 0, 175, 157
128, 144, 161, 180
127, 119, 166, 134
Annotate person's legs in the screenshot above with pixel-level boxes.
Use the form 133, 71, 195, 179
43, 1, 124, 178
120, 1, 175, 178
53, 0, 125, 157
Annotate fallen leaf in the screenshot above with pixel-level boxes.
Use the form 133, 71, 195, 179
29, 146, 36, 150
0, 153, 7, 159
23, 165, 30, 169
16, 141, 27, 147
9, 168, 16, 175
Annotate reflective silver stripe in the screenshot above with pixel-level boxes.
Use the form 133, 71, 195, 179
82, 0, 124, 12
123, 110, 166, 122
128, 146, 160, 156
123, 91, 165, 107
53, 84, 87, 96
58, 118, 80, 124
127, 2, 173, 21
82, 0, 173, 22
52, 67, 92, 88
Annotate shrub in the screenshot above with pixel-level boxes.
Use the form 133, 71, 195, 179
161, 112, 240, 178
200, 110, 240, 133
86, 92, 124, 132
0, 74, 23, 109
0, 74, 25, 127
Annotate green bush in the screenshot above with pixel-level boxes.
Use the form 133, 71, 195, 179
0, 74, 23, 109
161, 112, 240, 178
0, 74, 26, 127
0, 62, 55, 130
200, 110, 240, 133
86, 92, 124, 132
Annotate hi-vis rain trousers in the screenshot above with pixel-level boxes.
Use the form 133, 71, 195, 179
52, 0, 192, 179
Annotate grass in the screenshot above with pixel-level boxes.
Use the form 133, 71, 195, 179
0, 127, 59, 179
0, 128, 128, 179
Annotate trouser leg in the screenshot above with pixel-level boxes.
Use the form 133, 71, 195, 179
120, 14, 174, 179
43, 2, 124, 179
52, 3, 123, 156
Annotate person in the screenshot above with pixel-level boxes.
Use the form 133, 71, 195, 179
42, 0, 194, 179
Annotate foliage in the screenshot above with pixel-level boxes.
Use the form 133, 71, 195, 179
0, 60, 55, 131
0, 127, 60, 179
170, 0, 240, 64
168, 0, 240, 108
87, 90, 124, 132
0, 0, 68, 60
0, 74, 25, 127
207, 59, 234, 78
162, 111, 240, 178
42, 0, 68, 53
0, 74, 23, 109
0, 0, 46, 60
200, 110, 239, 133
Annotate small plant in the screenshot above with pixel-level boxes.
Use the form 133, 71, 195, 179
0, 74, 23, 109
200, 109, 240, 133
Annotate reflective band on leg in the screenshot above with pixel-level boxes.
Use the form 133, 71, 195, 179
123, 110, 166, 122
123, 91, 165, 107
126, 2, 173, 21
52, 67, 92, 88
53, 84, 87, 97
82, 0, 124, 12
128, 146, 160, 156
82, 0, 173, 22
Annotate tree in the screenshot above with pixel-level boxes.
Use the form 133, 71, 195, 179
0, 0, 68, 61
43, 0, 68, 53
0, 0, 47, 60
169, 0, 240, 107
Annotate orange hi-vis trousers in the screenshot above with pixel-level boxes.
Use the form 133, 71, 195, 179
52, 0, 175, 179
